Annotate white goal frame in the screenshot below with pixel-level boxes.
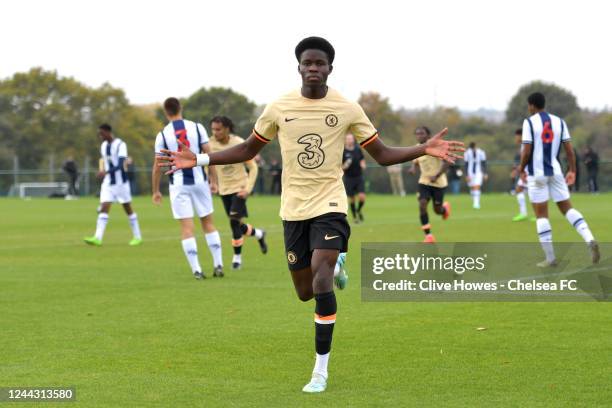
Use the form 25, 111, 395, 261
17, 182, 69, 198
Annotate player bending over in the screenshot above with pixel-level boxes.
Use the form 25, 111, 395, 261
209, 115, 268, 271
84, 124, 142, 246
152, 98, 224, 279
518, 92, 599, 266
158, 37, 463, 393
409, 126, 451, 243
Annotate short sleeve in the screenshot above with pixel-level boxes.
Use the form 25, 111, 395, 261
154, 132, 165, 155
522, 119, 533, 144
561, 120, 571, 142
253, 102, 279, 143
196, 123, 209, 144
118, 141, 128, 158
349, 103, 378, 147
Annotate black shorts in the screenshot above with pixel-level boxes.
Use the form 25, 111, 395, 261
418, 184, 446, 206
343, 175, 365, 196
221, 193, 248, 218
282, 212, 350, 271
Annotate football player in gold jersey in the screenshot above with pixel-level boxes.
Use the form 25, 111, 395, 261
409, 126, 452, 243
209, 116, 267, 271
158, 36, 463, 393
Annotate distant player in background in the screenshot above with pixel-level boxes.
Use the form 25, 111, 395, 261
152, 98, 224, 279
209, 115, 268, 271
464, 142, 487, 209
519, 92, 599, 266
511, 128, 530, 221
342, 133, 366, 223
84, 124, 142, 246
409, 126, 451, 243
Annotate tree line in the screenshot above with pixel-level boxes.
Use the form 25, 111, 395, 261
0, 68, 609, 194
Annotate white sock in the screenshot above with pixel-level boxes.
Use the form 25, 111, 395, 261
181, 237, 201, 273
474, 190, 481, 207
536, 218, 555, 262
94, 213, 109, 240
232, 254, 242, 265
128, 213, 142, 239
565, 209, 595, 243
205, 231, 223, 267
254, 228, 264, 240
313, 352, 330, 379
517, 192, 527, 216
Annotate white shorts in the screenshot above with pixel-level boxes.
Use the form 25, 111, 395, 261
468, 173, 483, 187
516, 178, 526, 188
527, 174, 570, 203
169, 183, 213, 220
100, 182, 132, 204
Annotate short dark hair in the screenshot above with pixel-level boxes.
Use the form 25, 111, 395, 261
98, 123, 112, 132
527, 92, 546, 109
469, 142, 476, 149
415, 126, 431, 136
164, 97, 182, 116
210, 116, 235, 133
515, 128, 522, 135
295, 36, 335, 64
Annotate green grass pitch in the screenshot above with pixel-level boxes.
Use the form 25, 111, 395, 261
1, 193, 611, 407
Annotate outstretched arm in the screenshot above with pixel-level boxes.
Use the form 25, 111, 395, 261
158, 133, 267, 172
363, 128, 463, 166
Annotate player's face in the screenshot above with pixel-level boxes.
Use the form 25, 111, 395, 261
298, 49, 332, 86
345, 134, 355, 148
515, 134, 521, 145
415, 130, 429, 144
211, 122, 229, 142
527, 103, 536, 115
97, 129, 108, 141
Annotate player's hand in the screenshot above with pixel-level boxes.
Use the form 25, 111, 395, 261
210, 182, 219, 194
158, 141, 197, 174
484, 174, 489, 182
96, 171, 106, 180
237, 189, 249, 199
519, 171, 527, 183
565, 171, 576, 186
510, 169, 517, 178
424, 128, 465, 164
466, 176, 471, 183
429, 175, 439, 183
152, 191, 162, 205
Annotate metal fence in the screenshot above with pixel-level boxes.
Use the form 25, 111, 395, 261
0, 159, 609, 197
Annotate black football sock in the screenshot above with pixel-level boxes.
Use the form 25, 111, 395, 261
350, 202, 356, 218
314, 291, 337, 355
420, 213, 431, 235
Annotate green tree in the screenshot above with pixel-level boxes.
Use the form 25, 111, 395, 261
358, 92, 404, 145
505, 81, 579, 125
179, 87, 257, 137
0, 68, 160, 192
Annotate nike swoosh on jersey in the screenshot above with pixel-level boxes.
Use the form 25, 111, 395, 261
324, 234, 340, 240
284, 117, 298, 122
